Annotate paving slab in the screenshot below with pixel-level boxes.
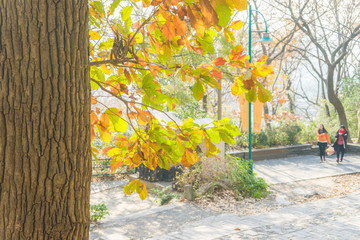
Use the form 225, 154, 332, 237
254, 154, 360, 184
158, 191, 360, 240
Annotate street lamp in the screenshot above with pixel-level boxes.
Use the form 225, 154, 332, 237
248, 5, 272, 173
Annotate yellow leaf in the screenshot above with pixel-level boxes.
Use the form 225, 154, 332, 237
100, 129, 112, 143
230, 20, 243, 30
101, 64, 113, 75
89, 30, 101, 40
124, 180, 138, 195
139, 182, 148, 200
226, 0, 247, 11
134, 33, 143, 43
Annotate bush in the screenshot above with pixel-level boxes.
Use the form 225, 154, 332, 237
152, 186, 178, 205
236, 121, 302, 148
90, 202, 110, 223
174, 156, 268, 199
227, 157, 269, 199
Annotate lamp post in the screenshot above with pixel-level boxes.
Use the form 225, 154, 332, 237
248, 5, 272, 173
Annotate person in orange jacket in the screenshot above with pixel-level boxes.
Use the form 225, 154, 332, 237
317, 124, 331, 163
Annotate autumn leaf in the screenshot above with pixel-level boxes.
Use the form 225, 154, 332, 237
226, 0, 247, 11
91, 96, 97, 105
213, 57, 227, 65
173, 15, 188, 36
211, 69, 222, 80
108, 0, 121, 16
230, 20, 243, 30
105, 108, 128, 133
163, 17, 176, 41
258, 87, 272, 103
101, 64, 113, 75
89, 30, 101, 40
121, 6, 133, 21
192, 80, 206, 101
212, 0, 233, 27
245, 88, 257, 102
199, 0, 219, 27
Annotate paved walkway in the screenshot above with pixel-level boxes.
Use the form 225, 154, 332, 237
155, 191, 360, 240
254, 154, 360, 184
90, 153, 360, 239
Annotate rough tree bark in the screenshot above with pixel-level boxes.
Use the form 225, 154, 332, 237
0, 0, 91, 239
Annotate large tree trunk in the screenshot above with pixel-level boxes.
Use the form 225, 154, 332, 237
327, 67, 352, 142
0, 1, 91, 239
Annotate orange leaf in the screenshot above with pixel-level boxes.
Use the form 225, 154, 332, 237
124, 69, 132, 82
91, 111, 98, 125
213, 57, 227, 65
211, 69, 222, 80
163, 17, 176, 41
173, 15, 188, 36
149, 65, 161, 77
199, 0, 218, 28
91, 127, 96, 141
133, 21, 140, 30
100, 113, 111, 128
138, 58, 147, 67
111, 158, 124, 172
91, 96, 98, 105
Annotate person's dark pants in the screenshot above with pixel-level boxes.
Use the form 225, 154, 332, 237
318, 142, 327, 158
336, 144, 345, 160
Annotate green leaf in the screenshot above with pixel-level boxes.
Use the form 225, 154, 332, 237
214, 0, 233, 27
105, 108, 128, 133
245, 88, 257, 102
90, 66, 105, 82
258, 87, 272, 103
108, 0, 121, 16
91, 1, 105, 14
192, 80, 205, 101
121, 6, 133, 21
91, 80, 100, 90
99, 38, 114, 51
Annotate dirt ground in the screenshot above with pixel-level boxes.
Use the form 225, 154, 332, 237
193, 173, 360, 216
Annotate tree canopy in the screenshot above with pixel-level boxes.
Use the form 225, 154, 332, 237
88, 0, 274, 199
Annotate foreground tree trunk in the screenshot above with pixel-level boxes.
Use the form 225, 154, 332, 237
0, 1, 91, 239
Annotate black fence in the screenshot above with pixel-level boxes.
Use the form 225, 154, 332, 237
92, 159, 182, 186
137, 164, 182, 182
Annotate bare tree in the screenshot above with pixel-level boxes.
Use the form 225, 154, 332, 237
277, 0, 360, 141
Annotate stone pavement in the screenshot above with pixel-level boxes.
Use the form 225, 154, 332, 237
254, 154, 360, 184
155, 191, 360, 240
90, 153, 360, 239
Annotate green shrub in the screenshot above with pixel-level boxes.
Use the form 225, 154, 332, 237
152, 186, 178, 205
227, 157, 269, 199
236, 121, 302, 148
90, 202, 110, 223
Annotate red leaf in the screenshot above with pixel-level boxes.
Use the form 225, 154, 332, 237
211, 69, 223, 80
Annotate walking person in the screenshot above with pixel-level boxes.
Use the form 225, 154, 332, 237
317, 124, 331, 163
333, 125, 348, 163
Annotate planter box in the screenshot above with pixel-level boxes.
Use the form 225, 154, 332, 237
347, 143, 360, 153
226, 144, 313, 161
